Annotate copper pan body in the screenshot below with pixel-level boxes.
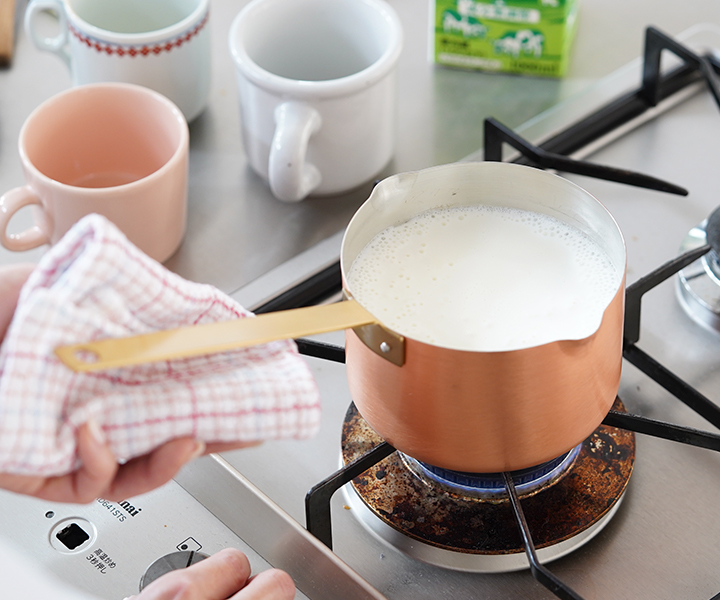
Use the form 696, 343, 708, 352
340, 162, 626, 473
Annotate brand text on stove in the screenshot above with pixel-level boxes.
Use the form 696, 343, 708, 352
118, 500, 142, 517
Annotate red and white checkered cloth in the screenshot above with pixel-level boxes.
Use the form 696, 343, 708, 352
0, 215, 321, 476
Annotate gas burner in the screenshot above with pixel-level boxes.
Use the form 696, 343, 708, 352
677, 206, 720, 333
401, 445, 581, 502
341, 399, 635, 573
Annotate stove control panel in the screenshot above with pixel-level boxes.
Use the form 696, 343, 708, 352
0, 479, 309, 599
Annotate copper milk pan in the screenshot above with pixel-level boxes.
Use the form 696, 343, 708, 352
57, 162, 626, 473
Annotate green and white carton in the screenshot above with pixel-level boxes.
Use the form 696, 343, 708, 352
431, 0, 579, 77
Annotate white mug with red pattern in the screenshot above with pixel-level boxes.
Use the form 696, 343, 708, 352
24, 0, 211, 122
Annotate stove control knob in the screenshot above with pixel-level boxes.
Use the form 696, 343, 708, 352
139, 550, 210, 591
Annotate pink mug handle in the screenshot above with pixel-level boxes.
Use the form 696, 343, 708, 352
0, 187, 52, 251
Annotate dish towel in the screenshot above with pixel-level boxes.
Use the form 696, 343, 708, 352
0, 214, 321, 477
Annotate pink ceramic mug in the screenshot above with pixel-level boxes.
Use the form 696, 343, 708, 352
0, 83, 188, 263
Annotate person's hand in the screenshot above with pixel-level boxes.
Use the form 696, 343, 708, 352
130, 548, 296, 600
0, 421, 210, 503
0, 263, 259, 504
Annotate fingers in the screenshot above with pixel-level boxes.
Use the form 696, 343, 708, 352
137, 548, 252, 600
135, 549, 296, 600
0, 471, 47, 498
0, 420, 115, 502
0, 429, 212, 504
0, 422, 248, 504
103, 438, 205, 501
233, 569, 296, 600
72, 419, 119, 501
29, 419, 119, 503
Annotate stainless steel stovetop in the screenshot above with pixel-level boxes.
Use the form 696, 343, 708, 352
3, 18, 720, 600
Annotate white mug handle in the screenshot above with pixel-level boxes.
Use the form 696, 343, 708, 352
268, 102, 322, 202
24, 0, 71, 67
0, 187, 52, 251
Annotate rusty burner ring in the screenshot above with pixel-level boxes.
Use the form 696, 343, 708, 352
341, 397, 635, 573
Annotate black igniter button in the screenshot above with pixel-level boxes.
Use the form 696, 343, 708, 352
139, 550, 209, 591
55, 523, 90, 550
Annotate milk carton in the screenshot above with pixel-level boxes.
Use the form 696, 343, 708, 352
431, 0, 578, 77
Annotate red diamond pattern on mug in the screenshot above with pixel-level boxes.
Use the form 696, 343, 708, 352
68, 11, 209, 58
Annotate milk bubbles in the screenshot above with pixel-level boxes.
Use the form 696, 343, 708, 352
346, 205, 622, 352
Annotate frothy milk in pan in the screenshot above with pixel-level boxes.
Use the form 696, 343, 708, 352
347, 205, 622, 352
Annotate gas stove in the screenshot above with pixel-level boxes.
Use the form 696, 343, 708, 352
198, 24, 720, 599
3, 21, 720, 600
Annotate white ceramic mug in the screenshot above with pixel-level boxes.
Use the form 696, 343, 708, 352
0, 83, 189, 263
228, 0, 403, 202
24, 0, 211, 122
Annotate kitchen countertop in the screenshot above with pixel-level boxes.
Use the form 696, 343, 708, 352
1, 0, 720, 288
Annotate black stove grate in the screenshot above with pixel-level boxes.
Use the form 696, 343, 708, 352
483, 116, 688, 195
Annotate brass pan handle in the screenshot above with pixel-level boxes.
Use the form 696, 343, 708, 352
55, 300, 377, 372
